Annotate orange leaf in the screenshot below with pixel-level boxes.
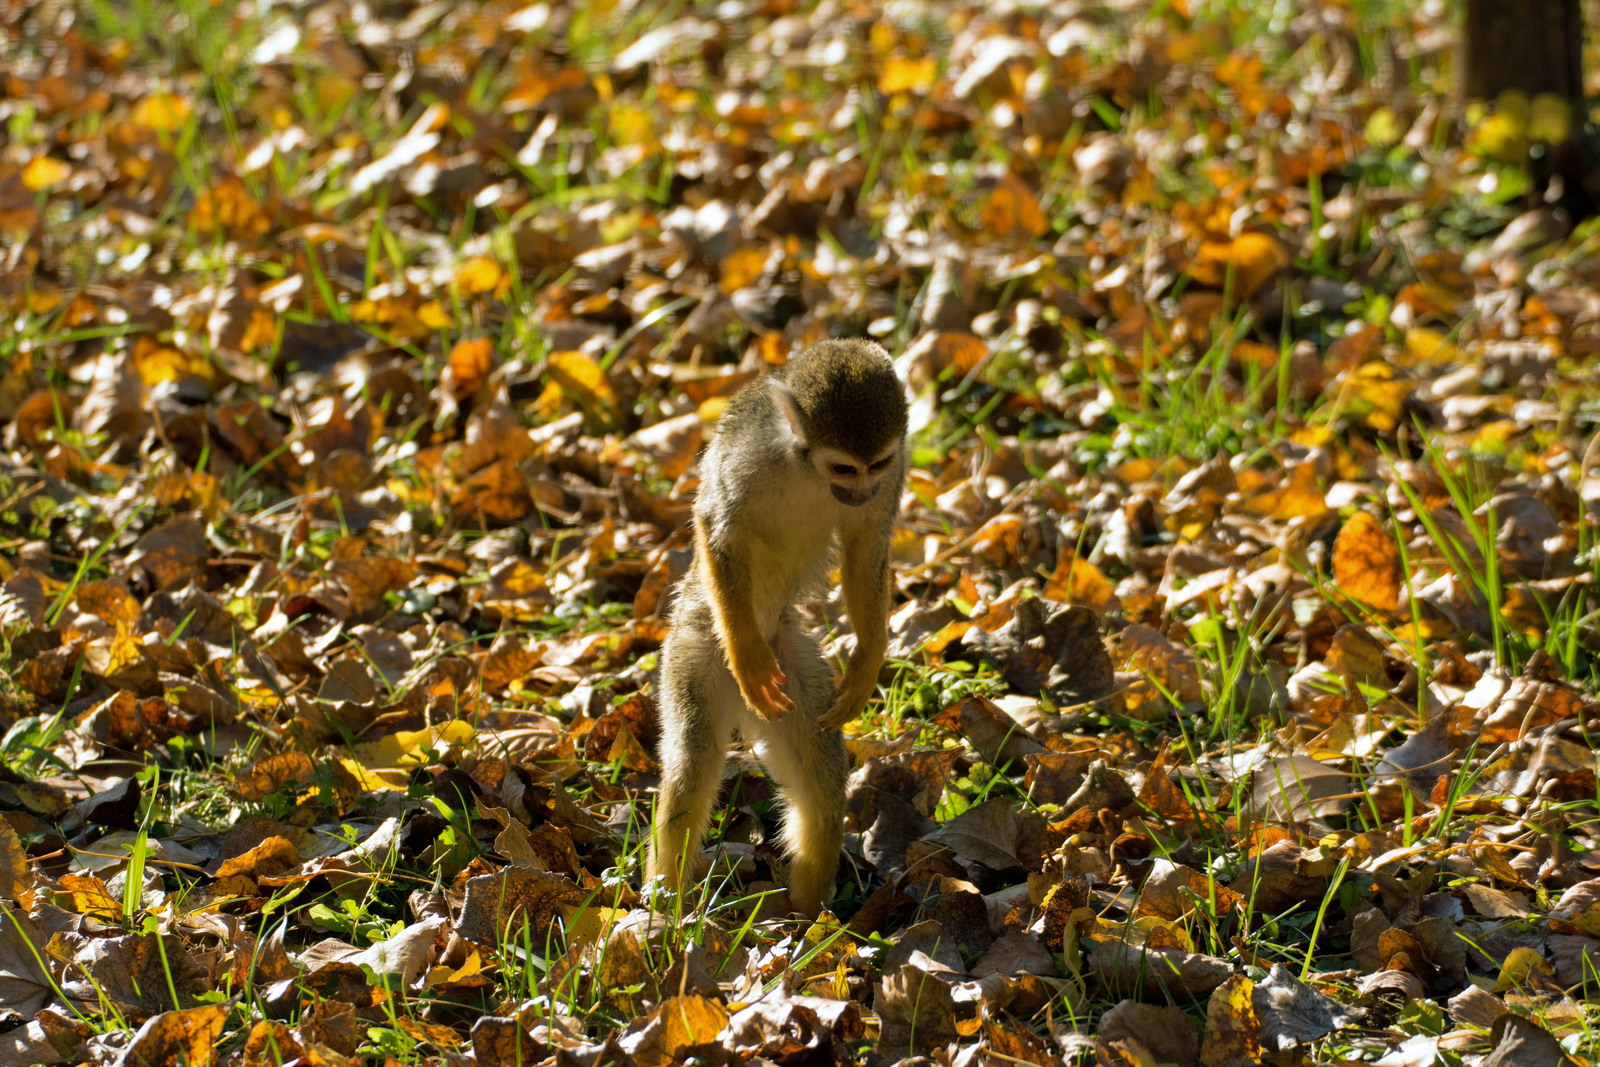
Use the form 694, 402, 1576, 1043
191, 176, 270, 240
1043, 550, 1122, 613
719, 247, 769, 295
981, 172, 1049, 239
0, 821, 32, 909
1332, 511, 1402, 613
1246, 459, 1328, 521
1191, 232, 1289, 298
446, 337, 494, 400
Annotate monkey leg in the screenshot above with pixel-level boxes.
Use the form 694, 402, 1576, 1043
648, 621, 737, 898
750, 610, 848, 917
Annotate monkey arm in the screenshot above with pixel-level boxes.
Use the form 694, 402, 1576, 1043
819, 524, 891, 730
695, 518, 795, 719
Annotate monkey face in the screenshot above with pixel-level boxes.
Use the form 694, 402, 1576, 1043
811, 445, 898, 507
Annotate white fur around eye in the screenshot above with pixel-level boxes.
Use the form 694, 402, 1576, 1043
810, 448, 854, 479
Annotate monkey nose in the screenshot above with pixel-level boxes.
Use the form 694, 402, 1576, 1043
831, 484, 875, 507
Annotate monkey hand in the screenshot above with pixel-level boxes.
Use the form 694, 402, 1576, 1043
732, 648, 794, 719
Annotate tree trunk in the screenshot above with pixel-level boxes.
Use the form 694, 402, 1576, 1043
1459, 0, 1583, 102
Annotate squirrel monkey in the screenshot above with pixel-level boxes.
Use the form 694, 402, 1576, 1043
647, 338, 909, 916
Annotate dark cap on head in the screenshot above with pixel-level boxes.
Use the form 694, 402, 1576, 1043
779, 339, 909, 461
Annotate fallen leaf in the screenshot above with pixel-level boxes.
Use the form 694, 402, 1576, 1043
1332, 511, 1402, 613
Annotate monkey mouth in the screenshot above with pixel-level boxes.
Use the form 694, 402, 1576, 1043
831, 485, 875, 506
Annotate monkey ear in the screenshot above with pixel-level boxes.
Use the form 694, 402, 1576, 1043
770, 380, 807, 450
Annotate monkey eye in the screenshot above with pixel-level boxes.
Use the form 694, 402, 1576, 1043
831, 463, 856, 476
869, 456, 893, 472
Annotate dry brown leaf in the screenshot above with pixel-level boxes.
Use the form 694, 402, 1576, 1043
623, 995, 731, 1067
117, 1002, 230, 1067
234, 753, 315, 801
456, 866, 589, 946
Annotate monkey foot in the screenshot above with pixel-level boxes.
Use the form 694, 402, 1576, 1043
815, 702, 854, 731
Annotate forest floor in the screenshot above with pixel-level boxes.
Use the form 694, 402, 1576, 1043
3, 0, 1600, 1064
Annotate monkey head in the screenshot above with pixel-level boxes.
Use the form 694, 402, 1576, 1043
772, 339, 909, 507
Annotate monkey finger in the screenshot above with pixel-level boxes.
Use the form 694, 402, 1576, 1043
754, 697, 791, 720
745, 677, 794, 718
767, 683, 795, 712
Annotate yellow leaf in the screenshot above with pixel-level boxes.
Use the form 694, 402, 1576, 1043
132, 335, 213, 386
1364, 106, 1401, 147
1402, 326, 1460, 366
1337, 362, 1412, 432
417, 300, 453, 329
1528, 92, 1572, 144
1562, 902, 1600, 939
561, 903, 627, 954
1495, 89, 1531, 124
1043, 550, 1121, 612
344, 721, 475, 772
339, 757, 409, 792
131, 91, 192, 133
1394, 618, 1450, 642
53, 874, 118, 918
426, 947, 482, 987
454, 255, 505, 297
608, 102, 655, 145
21, 156, 70, 192
547, 350, 620, 423
697, 396, 728, 424
1472, 94, 1528, 162
1492, 946, 1554, 992
1201, 973, 1260, 1067
879, 55, 937, 94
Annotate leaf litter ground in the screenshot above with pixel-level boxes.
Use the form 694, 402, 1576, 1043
2, 0, 1600, 1064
